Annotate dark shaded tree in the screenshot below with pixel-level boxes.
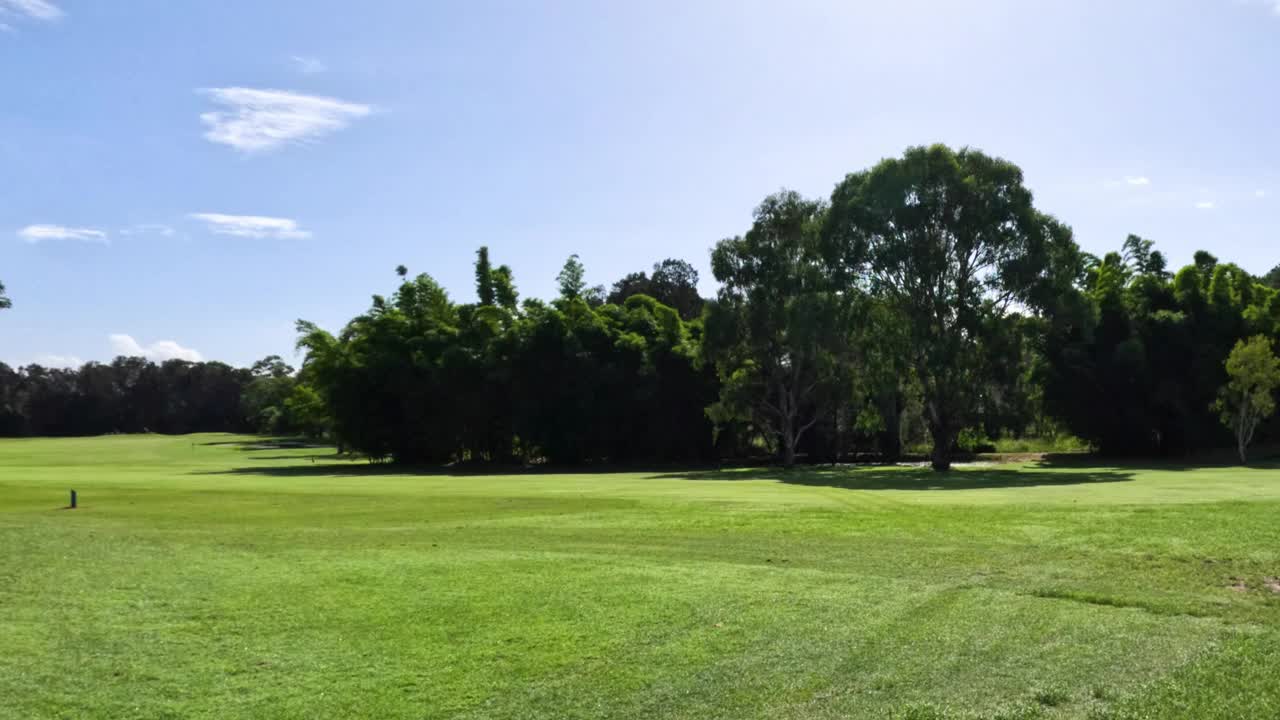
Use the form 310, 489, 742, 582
824, 144, 1080, 470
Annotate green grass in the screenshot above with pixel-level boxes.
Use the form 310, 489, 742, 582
3, 435, 1280, 719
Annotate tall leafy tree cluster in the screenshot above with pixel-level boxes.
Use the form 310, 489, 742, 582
1042, 244, 1280, 455
296, 252, 719, 464
822, 144, 1081, 469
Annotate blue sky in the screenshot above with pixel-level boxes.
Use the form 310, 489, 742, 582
3, 0, 1278, 368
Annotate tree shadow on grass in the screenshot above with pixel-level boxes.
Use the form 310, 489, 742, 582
198, 437, 327, 450
192, 460, 1136, 491
1031, 452, 1280, 473
193, 461, 720, 480
644, 465, 1137, 491
193, 462, 417, 479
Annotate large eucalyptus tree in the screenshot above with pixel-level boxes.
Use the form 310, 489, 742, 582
705, 190, 857, 467
824, 144, 1080, 470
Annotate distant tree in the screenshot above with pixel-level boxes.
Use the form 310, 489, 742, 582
395, 265, 408, 278
824, 144, 1080, 470
1193, 250, 1218, 277
0, 280, 10, 310
283, 381, 331, 439
608, 272, 652, 305
1122, 234, 1168, 279
557, 254, 587, 300
475, 247, 496, 306
1214, 336, 1280, 463
250, 355, 294, 378
242, 355, 298, 433
608, 260, 703, 319
649, 259, 703, 319
493, 265, 519, 310
1262, 263, 1280, 291
706, 190, 855, 467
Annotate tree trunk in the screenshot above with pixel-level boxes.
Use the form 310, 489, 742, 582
925, 398, 953, 472
782, 437, 796, 468
930, 438, 952, 472
1236, 397, 1251, 465
877, 388, 902, 462
929, 424, 953, 472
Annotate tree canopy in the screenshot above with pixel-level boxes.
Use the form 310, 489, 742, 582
6, 144, 1277, 469
823, 144, 1081, 469
705, 190, 857, 467
1214, 336, 1280, 463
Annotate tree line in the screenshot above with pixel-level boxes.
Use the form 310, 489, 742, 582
4, 144, 1279, 468
290, 146, 1280, 469
0, 354, 325, 438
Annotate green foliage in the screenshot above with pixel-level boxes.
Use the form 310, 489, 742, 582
1214, 335, 1280, 462
705, 190, 858, 466
0, 357, 252, 436
475, 246, 496, 306
298, 253, 718, 464
989, 433, 1091, 454
955, 427, 995, 454
607, 258, 704, 320
493, 264, 519, 310
1263, 263, 1280, 291
557, 253, 587, 300
0, 280, 10, 310
1043, 236, 1280, 457
824, 144, 1081, 470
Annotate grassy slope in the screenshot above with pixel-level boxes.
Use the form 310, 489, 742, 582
2, 435, 1279, 719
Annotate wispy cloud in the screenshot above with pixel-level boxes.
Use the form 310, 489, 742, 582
198, 87, 371, 153
1195, 201, 1216, 210
1104, 175, 1152, 190
18, 224, 108, 243
1256, 189, 1268, 198
189, 213, 311, 239
32, 353, 82, 368
291, 55, 327, 74
119, 223, 176, 237
0, 0, 64, 21
109, 334, 203, 362
1246, 0, 1280, 16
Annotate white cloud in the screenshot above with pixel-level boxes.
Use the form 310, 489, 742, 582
1124, 176, 1151, 186
109, 334, 203, 362
32, 353, 82, 368
119, 223, 176, 237
1253, 0, 1280, 16
291, 55, 327, 74
188, 213, 311, 239
198, 87, 371, 153
18, 224, 108, 243
1195, 201, 1216, 210
0, 0, 64, 21
1256, 189, 1268, 198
